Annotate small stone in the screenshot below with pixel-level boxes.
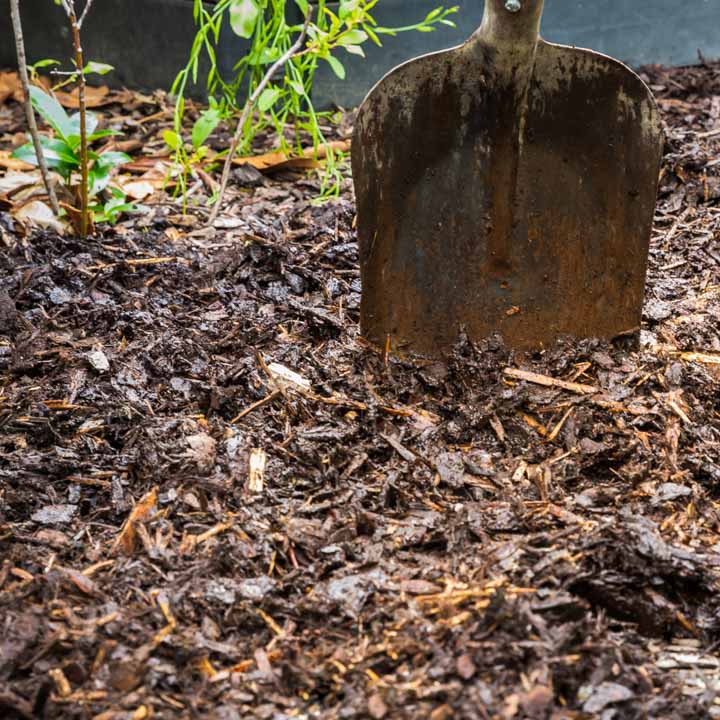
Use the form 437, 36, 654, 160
456, 653, 476, 680
368, 693, 388, 719
31, 504, 77, 525
580, 682, 634, 713
655, 483, 692, 503
86, 349, 110, 373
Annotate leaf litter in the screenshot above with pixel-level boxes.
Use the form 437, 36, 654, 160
0, 62, 719, 718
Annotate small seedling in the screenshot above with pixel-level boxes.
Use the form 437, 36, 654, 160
163, 99, 223, 209
12, 86, 131, 226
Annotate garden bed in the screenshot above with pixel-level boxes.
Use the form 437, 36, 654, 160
0, 61, 720, 718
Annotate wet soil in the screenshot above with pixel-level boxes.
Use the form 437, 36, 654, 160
1, 62, 720, 719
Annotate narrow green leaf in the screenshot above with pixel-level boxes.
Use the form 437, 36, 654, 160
31, 59, 60, 70
289, 80, 306, 97
84, 61, 115, 75
87, 129, 122, 142
325, 55, 346, 80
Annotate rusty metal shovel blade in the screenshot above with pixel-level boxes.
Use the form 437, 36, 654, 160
352, 0, 664, 355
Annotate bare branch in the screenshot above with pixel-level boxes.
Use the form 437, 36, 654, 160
78, 0, 95, 29
57, 0, 74, 18
65, 1, 90, 236
9, 0, 61, 216
207, 8, 313, 227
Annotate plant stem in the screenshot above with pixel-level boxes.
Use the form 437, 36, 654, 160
9, 0, 61, 216
65, 0, 90, 237
207, 8, 312, 227
78, 0, 95, 29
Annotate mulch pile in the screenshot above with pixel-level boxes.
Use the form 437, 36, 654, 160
1, 61, 720, 719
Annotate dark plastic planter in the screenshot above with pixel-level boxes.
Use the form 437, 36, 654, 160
1, 0, 719, 109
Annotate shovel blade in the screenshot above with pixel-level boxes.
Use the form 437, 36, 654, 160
352, 39, 664, 354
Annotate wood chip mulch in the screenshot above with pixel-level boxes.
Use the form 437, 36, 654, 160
0, 61, 720, 719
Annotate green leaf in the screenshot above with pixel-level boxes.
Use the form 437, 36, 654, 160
365, 26, 382, 46
67, 111, 99, 148
87, 152, 130, 197
12, 138, 77, 182
425, 7, 443, 23
343, 44, 365, 57
94, 151, 131, 170
94, 196, 136, 224
289, 80, 306, 97
31, 59, 60, 70
258, 86, 281, 112
84, 61, 114, 75
229, 0, 259, 39
88, 164, 113, 197
13, 136, 78, 166
29, 86, 74, 141
339, 29, 368, 45
294, 0, 308, 16
87, 129, 122, 142
338, 0, 360, 21
191, 108, 221, 149
325, 55, 346, 80
163, 129, 182, 151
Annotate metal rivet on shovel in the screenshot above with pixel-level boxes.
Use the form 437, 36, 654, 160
352, 0, 664, 356
505, 0, 522, 12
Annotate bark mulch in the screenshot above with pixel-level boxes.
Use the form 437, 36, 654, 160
1, 61, 720, 719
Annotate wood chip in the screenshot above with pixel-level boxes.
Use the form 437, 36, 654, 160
504, 367, 599, 394
248, 448, 267, 493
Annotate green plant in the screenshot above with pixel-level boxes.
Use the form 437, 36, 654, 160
172, 0, 457, 214
163, 99, 223, 208
12, 86, 131, 223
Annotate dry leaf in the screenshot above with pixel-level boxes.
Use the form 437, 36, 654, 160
61, 202, 95, 236
233, 140, 350, 173
15, 200, 66, 234
55, 85, 110, 109
0, 71, 22, 105
119, 180, 155, 201
0, 150, 35, 171
0, 170, 42, 195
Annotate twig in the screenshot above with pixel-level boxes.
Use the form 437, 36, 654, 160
503, 367, 599, 395
9, 0, 60, 215
230, 391, 280, 423
207, 8, 312, 227
78, 0, 95, 29
63, 0, 90, 237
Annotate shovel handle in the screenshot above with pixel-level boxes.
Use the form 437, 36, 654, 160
473, 0, 544, 46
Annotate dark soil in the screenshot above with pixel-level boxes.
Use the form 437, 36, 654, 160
1, 61, 720, 719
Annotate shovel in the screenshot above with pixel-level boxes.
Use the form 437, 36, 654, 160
352, 0, 664, 355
